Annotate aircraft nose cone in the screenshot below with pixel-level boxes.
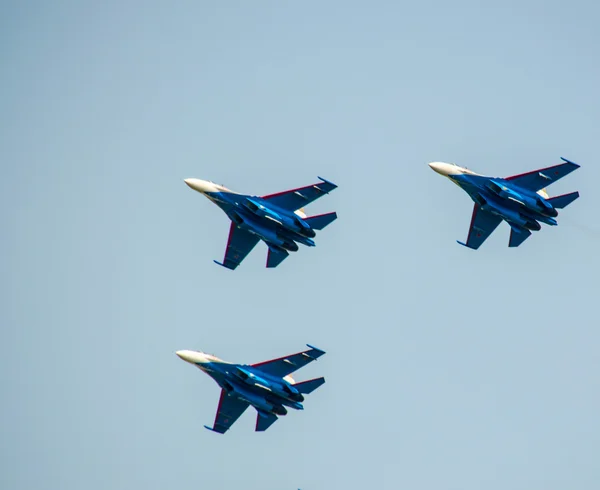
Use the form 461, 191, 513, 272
428, 162, 441, 173
176, 350, 194, 363
183, 178, 219, 194
428, 162, 453, 176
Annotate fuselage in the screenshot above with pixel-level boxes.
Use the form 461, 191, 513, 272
428, 162, 559, 234
184, 179, 316, 253
176, 350, 304, 417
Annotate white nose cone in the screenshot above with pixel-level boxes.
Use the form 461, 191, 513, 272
176, 350, 198, 363
184, 178, 219, 194
428, 162, 458, 177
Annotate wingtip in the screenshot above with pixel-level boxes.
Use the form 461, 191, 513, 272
317, 176, 337, 187
560, 157, 581, 168
456, 240, 475, 249
214, 260, 234, 270
306, 343, 325, 354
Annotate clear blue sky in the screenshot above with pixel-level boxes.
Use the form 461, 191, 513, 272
2, 2, 599, 489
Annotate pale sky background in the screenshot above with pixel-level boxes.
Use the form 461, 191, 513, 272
2, 2, 599, 489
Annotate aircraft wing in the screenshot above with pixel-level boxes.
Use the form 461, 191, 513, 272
251, 344, 326, 377
504, 157, 580, 192
214, 222, 260, 270
457, 204, 503, 250
261, 177, 337, 211
204, 389, 250, 434
255, 412, 278, 432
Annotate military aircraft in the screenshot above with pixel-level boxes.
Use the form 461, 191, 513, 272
176, 345, 326, 433
184, 177, 338, 269
429, 157, 580, 249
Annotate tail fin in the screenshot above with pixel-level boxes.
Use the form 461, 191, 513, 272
294, 208, 307, 219
304, 212, 337, 230
294, 377, 325, 394
548, 191, 580, 209
509, 228, 532, 248
266, 247, 289, 268
537, 188, 549, 199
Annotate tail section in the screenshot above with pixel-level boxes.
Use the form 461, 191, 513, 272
266, 247, 289, 268
304, 212, 337, 230
294, 377, 325, 394
509, 228, 532, 248
255, 411, 278, 432
548, 191, 580, 209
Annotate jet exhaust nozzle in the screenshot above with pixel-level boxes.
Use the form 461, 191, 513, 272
524, 220, 541, 231
272, 405, 287, 416
282, 240, 299, 252
537, 197, 558, 217
294, 217, 316, 238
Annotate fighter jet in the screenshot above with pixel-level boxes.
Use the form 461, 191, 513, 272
184, 177, 338, 269
429, 157, 580, 249
176, 345, 326, 433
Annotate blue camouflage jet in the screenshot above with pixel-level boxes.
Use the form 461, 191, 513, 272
176, 345, 326, 433
429, 157, 580, 249
184, 177, 338, 269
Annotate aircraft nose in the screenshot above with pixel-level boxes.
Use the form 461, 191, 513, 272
184, 178, 215, 194
428, 162, 442, 173
176, 350, 194, 363
428, 162, 451, 176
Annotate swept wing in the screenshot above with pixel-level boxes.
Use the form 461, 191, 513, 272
262, 177, 337, 211
204, 389, 250, 434
457, 204, 503, 250
504, 157, 580, 192
214, 222, 260, 270
251, 344, 326, 378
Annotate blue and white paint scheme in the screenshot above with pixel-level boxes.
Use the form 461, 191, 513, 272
184, 177, 338, 269
429, 158, 580, 249
176, 345, 326, 434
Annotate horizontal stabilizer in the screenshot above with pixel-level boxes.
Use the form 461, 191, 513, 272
255, 412, 278, 432
548, 191, 579, 209
294, 377, 325, 394
304, 212, 338, 230
509, 228, 532, 248
266, 248, 289, 268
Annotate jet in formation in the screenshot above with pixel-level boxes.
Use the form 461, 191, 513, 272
176, 345, 326, 433
429, 157, 580, 249
184, 177, 338, 269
